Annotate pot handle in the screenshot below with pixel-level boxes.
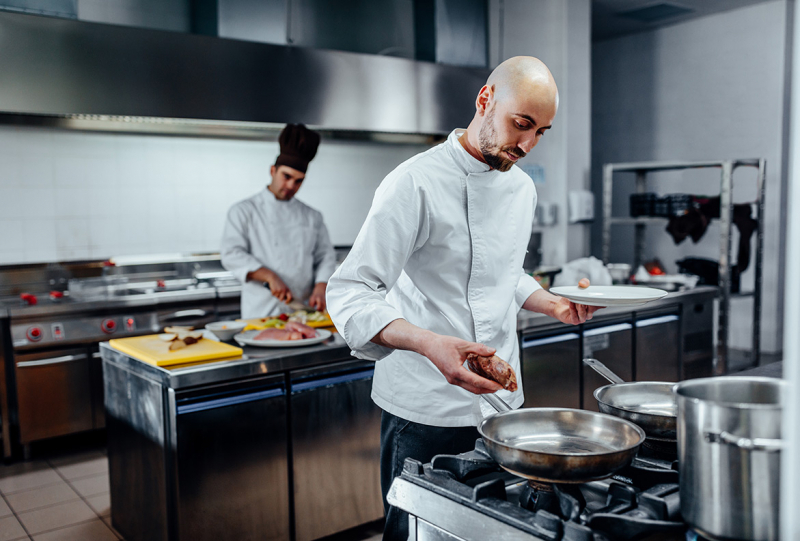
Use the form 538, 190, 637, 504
704, 431, 783, 452
582, 358, 625, 384
481, 393, 512, 413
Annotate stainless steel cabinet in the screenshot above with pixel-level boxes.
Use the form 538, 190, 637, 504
15, 347, 93, 443
521, 332, 581, 408
635, 314, 680, 381
290, 361, 383, 541
174, 376, 290, 541
582, 322, 633, 411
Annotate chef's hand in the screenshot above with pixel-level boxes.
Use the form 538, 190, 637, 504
421, 335, 503, 395
523, 278, 603, 324
308, 283, 327, 311
552, 278, 602, 324
259, 269, 293, 304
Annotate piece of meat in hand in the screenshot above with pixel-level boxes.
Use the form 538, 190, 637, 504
466, 353, 518, 392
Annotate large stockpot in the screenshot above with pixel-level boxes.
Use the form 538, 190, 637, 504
674, 376, 786, 541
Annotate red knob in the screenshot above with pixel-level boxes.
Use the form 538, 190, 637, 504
27, 326, 43, 341
102, 319, 117, 334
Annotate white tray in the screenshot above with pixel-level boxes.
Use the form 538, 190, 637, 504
549, 285, 668, 307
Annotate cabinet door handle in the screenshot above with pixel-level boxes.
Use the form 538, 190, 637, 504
18, 354, 88, 368
162, 309, 207, 320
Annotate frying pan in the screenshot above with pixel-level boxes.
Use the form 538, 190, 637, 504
583, 358, 677, 441
477, 394, 645, 484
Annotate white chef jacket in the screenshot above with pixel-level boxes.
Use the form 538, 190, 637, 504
326, 129, 542, 427
221, 189, 337, 318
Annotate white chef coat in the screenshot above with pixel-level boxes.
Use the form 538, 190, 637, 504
221, 189, 337, 318
326, 129, 542, 427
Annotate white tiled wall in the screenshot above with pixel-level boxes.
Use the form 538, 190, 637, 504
0, 126, 431, 264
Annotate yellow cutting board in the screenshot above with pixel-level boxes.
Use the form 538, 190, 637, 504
237, 315, 335, 331
109, 335, 243, 367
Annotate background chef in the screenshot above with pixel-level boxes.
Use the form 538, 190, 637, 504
221, 124, 337, 318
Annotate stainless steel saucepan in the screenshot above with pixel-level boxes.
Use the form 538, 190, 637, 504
583, 358, 677, 441
477, 394, 645, 484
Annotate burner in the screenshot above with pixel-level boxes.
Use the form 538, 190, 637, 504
396, 439, 687, 541
640, 438, 678, 461
520, 480, 589, 523
520, 480, 558, 514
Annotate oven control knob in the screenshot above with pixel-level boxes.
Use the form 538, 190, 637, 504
101, 319, 117, 334
26, 326, 43, 342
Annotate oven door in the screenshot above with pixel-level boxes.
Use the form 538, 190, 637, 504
15, 347, 93, 443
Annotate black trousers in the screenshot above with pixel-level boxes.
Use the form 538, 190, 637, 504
380, 409, 480, 541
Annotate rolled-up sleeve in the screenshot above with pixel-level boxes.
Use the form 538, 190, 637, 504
515, 270, 543, 310
326, 172, 429, 361
220, 204, 264, 285
312, 215, 337, 284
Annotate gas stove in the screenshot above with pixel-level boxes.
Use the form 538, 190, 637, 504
387, 439, 689, 541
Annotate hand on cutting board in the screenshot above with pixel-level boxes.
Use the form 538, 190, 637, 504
524, 277, 603, 325
308, 283, 327, 311
247, 267, 293, 304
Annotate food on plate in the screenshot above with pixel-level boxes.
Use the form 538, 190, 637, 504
254, 328, 303, 341
253, 322, 318, 341
284, 321, 317, 339
466, 353, 518, 392
160, 326, 203, 351
245, 310, 330, 331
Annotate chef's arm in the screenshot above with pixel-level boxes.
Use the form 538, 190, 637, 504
312, 219, 337, 285
372, 319, 503, 395
220, 206, 264, 284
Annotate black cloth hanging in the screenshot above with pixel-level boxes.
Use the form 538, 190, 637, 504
666, 196, 757, 293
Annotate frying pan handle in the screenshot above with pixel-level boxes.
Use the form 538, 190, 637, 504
583, 358, 625, 384
481, 393, 512, 412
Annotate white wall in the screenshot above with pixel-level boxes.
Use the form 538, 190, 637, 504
488, 0, 592, 266
591, 0, 790, 353
0, 125, 429, 264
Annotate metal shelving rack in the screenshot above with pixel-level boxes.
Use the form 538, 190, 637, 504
601, 159, 766, 375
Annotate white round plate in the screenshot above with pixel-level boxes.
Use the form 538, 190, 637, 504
234, 328, 332, 348
549, 285, 668, 307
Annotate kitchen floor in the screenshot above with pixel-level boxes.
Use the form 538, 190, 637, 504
0, 443, 383, 541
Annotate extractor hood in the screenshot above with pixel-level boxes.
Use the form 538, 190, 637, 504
0, 11, 489, 140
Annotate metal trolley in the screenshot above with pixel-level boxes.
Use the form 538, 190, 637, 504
601, 159, 766, 375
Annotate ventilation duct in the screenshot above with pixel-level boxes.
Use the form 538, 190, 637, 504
0, 10, 489, 139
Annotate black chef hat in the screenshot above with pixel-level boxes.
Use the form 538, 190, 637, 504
274, 124, 321, 174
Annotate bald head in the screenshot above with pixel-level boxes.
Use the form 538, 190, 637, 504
487, 56, 559, 110
462, 56, 558, 172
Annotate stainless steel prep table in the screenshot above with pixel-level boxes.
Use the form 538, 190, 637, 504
101, 334, 384, 541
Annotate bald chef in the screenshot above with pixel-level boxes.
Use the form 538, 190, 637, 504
221, 124, 337, 318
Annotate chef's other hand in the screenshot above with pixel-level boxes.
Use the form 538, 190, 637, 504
553, 278, 603, 325
264, 270, 293, 304
421, 335, 503, 395
308, 283, 327, 311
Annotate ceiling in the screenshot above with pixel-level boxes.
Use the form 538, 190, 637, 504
592, 0, 778, 41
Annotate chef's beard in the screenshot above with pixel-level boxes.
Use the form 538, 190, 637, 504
479, 107, 526, 172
